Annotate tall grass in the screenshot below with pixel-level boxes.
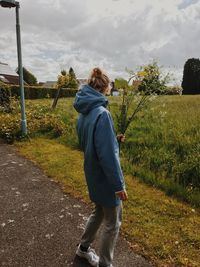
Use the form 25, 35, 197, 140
110, 95, 200, 207
55, 95, 200, 207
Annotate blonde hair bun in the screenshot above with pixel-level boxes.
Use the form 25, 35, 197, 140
92, 67, 103, 78
88, 67, 110, 93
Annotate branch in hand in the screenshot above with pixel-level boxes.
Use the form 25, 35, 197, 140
117, 134, 126, 143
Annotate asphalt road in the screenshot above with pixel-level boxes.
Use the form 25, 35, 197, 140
0, 143, 154, 267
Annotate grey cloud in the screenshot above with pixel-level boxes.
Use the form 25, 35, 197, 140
178, 0, 199, 9
20, 0, 88, 30
151, 7, 200, 76
65, 8, 173, 70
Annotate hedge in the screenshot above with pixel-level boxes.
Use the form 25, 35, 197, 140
9, 85, 78, 99
0, 82, 11, 112
165, 86, 182, 95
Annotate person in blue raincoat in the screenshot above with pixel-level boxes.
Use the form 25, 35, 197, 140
73, 67, 128, 267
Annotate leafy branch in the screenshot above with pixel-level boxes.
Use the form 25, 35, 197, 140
115, 62, 170, 137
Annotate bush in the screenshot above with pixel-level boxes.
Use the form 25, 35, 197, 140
0, 113, 21, 143
164, 86, 182, 95
10, 85, 77, 99
137, 61, 170, 95
0, 82, 11, 112
0, 99, 66, 143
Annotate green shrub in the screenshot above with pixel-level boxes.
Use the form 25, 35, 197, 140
0, 99, 65, 143
0, 113, 21, 143
165, 86, 182, 95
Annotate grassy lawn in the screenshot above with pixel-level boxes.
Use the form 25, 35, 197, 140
16, 137, 200, 267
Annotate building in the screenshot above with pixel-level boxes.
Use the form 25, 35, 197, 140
77, 78, 87, 88
43, 81, 57, 88
111, 90, 120, 96
0, 62, 19, 85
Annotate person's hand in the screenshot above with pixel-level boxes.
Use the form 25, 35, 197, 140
115, 190, 128, 201
117, 134, 126, 143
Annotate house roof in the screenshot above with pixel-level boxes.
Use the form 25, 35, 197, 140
77, 78, 87, 85
1, 74, 19, 85
0, 75, 9, 83
0, 62, 18, 76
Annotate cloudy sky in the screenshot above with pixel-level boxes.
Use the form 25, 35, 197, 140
0, 0, 200, 84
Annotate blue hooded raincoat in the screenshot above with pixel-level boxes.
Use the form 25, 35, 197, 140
73, 85, 125, 207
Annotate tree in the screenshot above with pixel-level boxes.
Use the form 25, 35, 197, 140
68, 67, 78, 89
114, 68, 158, 139
17, 67, 37, 85
52, 70, 70, 109
138, 61, 170, 94
57, 69, 70, 89
182, 58, 200, 95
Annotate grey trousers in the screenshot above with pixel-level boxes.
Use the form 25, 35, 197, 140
80, 202, 122, 267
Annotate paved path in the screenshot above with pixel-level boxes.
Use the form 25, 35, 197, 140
0, 143, 154, 267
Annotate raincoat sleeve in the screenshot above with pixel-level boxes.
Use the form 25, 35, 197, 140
94, 110, 125, 192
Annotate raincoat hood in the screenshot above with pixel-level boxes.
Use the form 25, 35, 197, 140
73, 85, 108, 114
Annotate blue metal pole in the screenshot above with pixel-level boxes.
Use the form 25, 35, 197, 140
15, 2, 27, 135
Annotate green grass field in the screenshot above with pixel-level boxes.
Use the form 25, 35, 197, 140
1, 95, 200, 266
0, 95, 200, 207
